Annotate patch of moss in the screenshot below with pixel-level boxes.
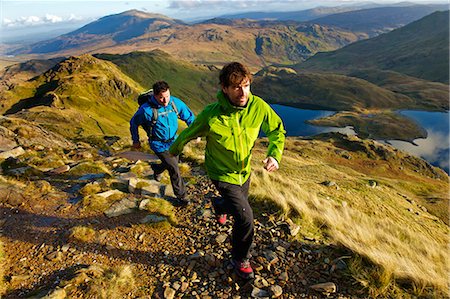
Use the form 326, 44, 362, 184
69, 226, 97, 243
144, 197, 177, 225
79, 182, 102, 196
68, 161, 111, 176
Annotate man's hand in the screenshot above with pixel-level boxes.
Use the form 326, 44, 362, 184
262, 156, 279, 172
132, 142, 141, 150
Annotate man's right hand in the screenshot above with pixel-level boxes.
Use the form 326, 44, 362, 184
132, 142, 141, 150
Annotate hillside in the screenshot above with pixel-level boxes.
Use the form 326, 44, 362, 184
299, 10, 450, 84
219, 5, 376, 21
94, 51, 218, 112
311, 4, 448, 36
11, 10, 186, 55
0, 51, 217, 146
0, 118, 447, 298
8, 10, 365, 68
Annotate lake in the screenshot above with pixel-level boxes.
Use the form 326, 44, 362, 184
270, 104, 449, 173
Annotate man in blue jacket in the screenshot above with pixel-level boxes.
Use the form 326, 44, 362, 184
130, 81, 195, 206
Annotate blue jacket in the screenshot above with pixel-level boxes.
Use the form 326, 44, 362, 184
130, 95, 195, 153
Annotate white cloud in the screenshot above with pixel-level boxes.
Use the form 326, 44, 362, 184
2, 14, 84, 28
44, 14, 63, 23
168, 0, 299, 10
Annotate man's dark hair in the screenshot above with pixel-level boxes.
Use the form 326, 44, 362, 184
219, 62, 252, 87
153, 81, 170, 95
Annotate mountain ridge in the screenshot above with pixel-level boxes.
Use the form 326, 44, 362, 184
298, 10, 450, 84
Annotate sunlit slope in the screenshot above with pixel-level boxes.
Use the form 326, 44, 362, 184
1, 51, 219, 143
247, 134, 448, 296
299, 11, 449, 84
94, 50, 218, 112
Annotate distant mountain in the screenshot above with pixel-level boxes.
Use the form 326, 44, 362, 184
8, 10, 365, 68
299, 11, 449, 84
218, 5, 379, 22
12, 10, 186, 55
311, 4, 448, 36
0, 57, 65, 82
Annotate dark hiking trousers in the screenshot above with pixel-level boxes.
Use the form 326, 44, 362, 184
212, 178, 253, 261
154, 151, 186, 200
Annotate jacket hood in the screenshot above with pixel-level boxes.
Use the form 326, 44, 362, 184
217, 90, 253, 112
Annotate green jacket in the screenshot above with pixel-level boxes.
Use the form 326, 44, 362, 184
170, 90, 285, 185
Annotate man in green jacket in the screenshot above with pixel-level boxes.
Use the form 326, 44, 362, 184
170, 62, 285, 279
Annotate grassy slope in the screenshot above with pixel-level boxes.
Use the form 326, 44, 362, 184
1, 51, 218, 146
94, 50, 218, 113
247, 134, 448, 296
253, 67, 414, 111
299, 11, 449, 84
1, 54, 142, 141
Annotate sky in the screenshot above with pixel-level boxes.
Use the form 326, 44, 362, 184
1, 0, 446, 43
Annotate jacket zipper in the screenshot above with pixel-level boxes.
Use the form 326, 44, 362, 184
235, 112, 244, 185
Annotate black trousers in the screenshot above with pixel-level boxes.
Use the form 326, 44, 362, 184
212, 178, 253, 261
154, 151, 186, 200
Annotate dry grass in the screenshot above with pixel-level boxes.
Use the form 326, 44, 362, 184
68, 161, 111, 176
248, 138, 449, 297
44, 265, 135, 299
69, 226, 97, 243
79, 182, 102, 196
143, 197, 178, 225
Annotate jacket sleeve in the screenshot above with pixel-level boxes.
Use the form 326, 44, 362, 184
169, 106, 211, 156
174, 98, 195, 126
130, 106, 148, 144
261, 102, 286, 163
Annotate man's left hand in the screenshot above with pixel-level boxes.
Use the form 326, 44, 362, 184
262, 157, 279, 172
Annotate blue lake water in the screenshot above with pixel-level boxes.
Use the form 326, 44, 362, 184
386, 110, 449, 173
269, 104, 449, 173
269, 104, 355, 136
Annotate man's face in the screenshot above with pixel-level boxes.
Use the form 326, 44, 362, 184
155, 89, 170, 106
222, 78, 250, 107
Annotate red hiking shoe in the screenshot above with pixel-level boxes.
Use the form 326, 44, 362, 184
217, 214, 227, 225
231, 259, 254, 279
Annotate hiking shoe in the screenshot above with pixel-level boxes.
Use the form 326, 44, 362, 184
176, 198, 191, 207
231, 259, 254, 280
217, 214, 227, 225
150, 164, 162, 182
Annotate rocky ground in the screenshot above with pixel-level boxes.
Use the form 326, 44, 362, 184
0, 141, 367, 298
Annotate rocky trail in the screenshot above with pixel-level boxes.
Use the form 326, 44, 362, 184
0, 143, 365, 298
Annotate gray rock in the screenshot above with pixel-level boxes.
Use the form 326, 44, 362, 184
310, 282, 337, 294
140, 214, 167, 224
321, 180, 336, 187
104, 198, 136, 217
96, 189, 124, 199
50, 165, 70, 174
251, 287, 269, 298
163, 286, 176, 299
270, 285, 283, 298
215, 233, 228, 244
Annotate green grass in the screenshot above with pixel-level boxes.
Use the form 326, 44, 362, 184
299, 11, 449, 84
94, 50, 218, 113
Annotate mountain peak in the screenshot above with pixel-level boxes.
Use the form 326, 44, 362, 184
117, 9, 176, 20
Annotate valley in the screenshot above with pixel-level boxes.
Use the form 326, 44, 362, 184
0, 3, 449, 298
